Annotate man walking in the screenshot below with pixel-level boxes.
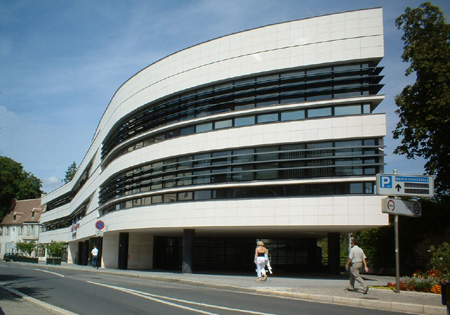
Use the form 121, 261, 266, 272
346, 239, 369, 294
91, 245, 99, 269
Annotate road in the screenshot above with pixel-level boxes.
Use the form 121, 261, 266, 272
0, 263, 406, 315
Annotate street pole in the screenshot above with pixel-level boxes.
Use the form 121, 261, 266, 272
393, 168, 400, 293
395, 214, 400, 293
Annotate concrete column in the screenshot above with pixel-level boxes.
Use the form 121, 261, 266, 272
182, 229, 195, 273
328, 232, 340, 275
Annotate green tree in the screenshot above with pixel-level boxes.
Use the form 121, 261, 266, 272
393, 2, 450, 196
63, 161, 77, 184
428, 242, 450, 274
46, 241, 67, 258
0, 156, 42, 220
16, 241, 37, 257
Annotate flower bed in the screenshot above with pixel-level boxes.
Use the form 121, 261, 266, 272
387, 270, 448, 294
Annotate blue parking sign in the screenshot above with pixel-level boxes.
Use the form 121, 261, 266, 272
380, 175, 393, 188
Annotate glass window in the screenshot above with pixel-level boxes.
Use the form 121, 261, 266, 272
363, 139, 376, 146
196, 122, 213, 133
180, 126, 195, 136
154, 134, 165, 143
212, 151, 231, 165
235, 78, 255, 87
334, 64, 361, 73
152, 195, 163, 204
178, 191, 193, 201
193, 170, 210, 184
177, 172, 193, 186
152, 162, 163, 173
164, 193, 177, 203
215, 119, 232, 129
257, 74, 279, 84
363, 104, 371, 114
280, 70, 305, 80
178, 156, 193, 169
364, 182, 374, 194
232, 166, 254, 181
256, 99, 278, 107
281, 109, 305, 121
151, 179, 162, 190
211, 168, 230, 183
334, 90, 361, 98
256, 168, 278, 180
194, 153, 211, 166
257, 113, 278, 124
235, 103, 254, 111
234, 116, 255, 127
256, 146, 278, 161
232, 148, 254, 163
334, 105, 361, 116
350, 183, 363, 194
307, 67, 331, 76
194, 190, 211, 200
364, 167, 376, 175
279, 95, 305, 104
307, 107, 332, 118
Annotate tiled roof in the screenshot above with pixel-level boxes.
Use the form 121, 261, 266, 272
0, 199, 45, 225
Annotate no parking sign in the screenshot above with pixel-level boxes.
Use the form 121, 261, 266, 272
95, 220, 105, 230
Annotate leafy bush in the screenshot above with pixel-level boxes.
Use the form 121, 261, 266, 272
428, 242, 450, 275
46, 241, 67, 258
15, 241, 36, 257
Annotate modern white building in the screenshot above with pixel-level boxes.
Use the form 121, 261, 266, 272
40, 7, 388, 273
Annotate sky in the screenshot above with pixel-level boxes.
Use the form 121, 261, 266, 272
1, 0, 449, 193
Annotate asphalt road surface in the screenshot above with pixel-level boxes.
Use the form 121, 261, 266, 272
0, 263, 406, 315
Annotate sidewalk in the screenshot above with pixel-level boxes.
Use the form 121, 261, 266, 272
1, 262, 447, 315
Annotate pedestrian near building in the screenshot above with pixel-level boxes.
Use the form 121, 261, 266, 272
91, 246, 99, 269
254, 241, 268, 282
346, 239, 369, 294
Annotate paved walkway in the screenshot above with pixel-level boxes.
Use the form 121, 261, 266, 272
0, 262, 447, 315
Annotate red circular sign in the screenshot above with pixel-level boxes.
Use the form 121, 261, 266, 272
387, 200, 395, 211
95, 220, 105, 230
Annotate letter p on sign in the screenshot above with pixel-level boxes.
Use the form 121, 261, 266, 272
380, 175, 392, 188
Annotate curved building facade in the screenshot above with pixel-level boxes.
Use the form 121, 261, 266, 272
40, 8, 387, 273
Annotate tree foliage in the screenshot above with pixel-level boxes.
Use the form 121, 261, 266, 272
63, 161, 77, 184
46, 240, 67, 257
393, 2, 450, 196
16, 241, 37, 257
0, 156, 42, 220
428, 242, 450, 274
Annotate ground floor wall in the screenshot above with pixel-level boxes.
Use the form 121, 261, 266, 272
69, 231, 341, 275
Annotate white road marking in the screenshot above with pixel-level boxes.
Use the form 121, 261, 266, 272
32, 268, 65, 277
87, 281, 278, 315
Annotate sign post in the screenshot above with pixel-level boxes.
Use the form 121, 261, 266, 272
95, 220, 105, 237
376, 172, 434, 293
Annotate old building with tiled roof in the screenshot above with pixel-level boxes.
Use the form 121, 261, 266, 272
0, 198, 45, 258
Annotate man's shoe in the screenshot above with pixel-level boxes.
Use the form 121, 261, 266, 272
363, 287, 369, 294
